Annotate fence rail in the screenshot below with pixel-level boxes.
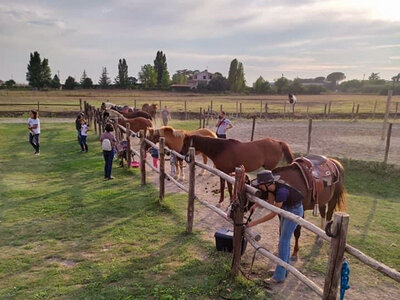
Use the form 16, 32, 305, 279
86, 101, 400, 299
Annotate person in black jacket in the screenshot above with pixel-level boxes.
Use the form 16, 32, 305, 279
75, 112, 84, 152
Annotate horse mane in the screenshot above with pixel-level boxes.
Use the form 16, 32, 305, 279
159, 126, 185, 138
192, 135, 239, 158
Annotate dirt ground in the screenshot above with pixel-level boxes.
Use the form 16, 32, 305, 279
141, 119, 400, 299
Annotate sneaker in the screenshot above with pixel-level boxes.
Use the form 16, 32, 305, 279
108, 176, 115, 180
34, 152, 40, 156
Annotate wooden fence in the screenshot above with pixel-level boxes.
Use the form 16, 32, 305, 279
85, 101, 400, 299
0, 99, 82, 112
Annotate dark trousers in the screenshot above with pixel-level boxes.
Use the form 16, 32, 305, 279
29, 133, 40, 152
103, 150, 114, 178
217, 133, 226, 139
80, 135, 88, 151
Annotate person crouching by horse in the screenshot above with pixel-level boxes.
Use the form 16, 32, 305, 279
100, 123, 117, 180
215, 111, 232, 139
247, 170, 304, 284
28, 110, 41, 155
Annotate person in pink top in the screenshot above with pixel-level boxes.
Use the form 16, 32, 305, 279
100, 123, 117, 180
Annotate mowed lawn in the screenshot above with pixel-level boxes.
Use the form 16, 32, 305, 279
0, 121, 399, 299
0, 123, 266, 299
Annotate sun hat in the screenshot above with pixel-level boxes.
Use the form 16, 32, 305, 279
251, 170, 280, 186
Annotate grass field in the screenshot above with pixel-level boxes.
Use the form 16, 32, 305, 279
0, 121, 399, 299
1, 90, 400, 116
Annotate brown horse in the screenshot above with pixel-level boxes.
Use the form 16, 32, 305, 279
142, 104, 157, 121
271, 158, 346, 258
180, 135, 294, 203
106, 110, 153, 134
146, 126, 217, 180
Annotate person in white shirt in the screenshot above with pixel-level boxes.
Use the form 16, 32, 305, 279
27, 110, 41, 155
215, 111, 232, 139
80, 119, 89, 152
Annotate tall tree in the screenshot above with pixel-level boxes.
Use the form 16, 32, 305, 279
326, 72, 346, 86
228, 59, 246, 92
153, 51, 167, 87
64, 76, 77, 90
368, 72, 380, 81
207, 74, 229, 92
172, 70, 188, 84
115, 59, 129, 88
274, 77, 290, 94
26, 51, 42, 88
160, 69, 170, 89
228, 59, 238, 89
138, 64, 157, 89
253, 76, 271, 94
80, 70, 88, 85
41, 58, 52, 87
98, 67, 111, 88
288, 78, 304, 94
50, 74, 61, 89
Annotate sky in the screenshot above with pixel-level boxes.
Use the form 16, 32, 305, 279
1, 0, 400, 84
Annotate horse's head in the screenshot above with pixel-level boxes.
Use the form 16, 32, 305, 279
180, 134, 192, 157
146, 128, 160, 143
151, 104, 158, 110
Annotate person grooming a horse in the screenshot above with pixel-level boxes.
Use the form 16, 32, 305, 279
247, 170, 304, 284
215, 111, 232, 139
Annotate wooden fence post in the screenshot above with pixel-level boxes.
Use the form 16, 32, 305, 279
356, 104, 360, 120
236, 101, 238, 117
134, 99, 137, 109
220, 104, 223, 113
381, 90, 393, 140
328, 101, 332, 119
186, 147, 196, 233
231, 167, 246, 276
384, 123, 393, 164
206, 107, 210, 126
210, 101, 213, 115
126, 123, 132, 168
283, 102, 286, 119
351, 102, 355, 120
324, 104, 327, 119
307, 118, 312, 155
250, 116, 256, 141
159, 137, 165, 201
240, 103, 242, 118
93, 107, 98, 135
265, 102, 268, 119
306, 104, 310, 119
292, 103, 295, 121
199, 107, 202, 128
372, 100, 377, 119
202, 115, 206, 128
323, 212, 350, 300
37, 101, 40, 112
139, 130, 146, 185
79, 98, 82, 111
394, 102, 399, 120
260, 100, 263, 118
184, 100, 187, 120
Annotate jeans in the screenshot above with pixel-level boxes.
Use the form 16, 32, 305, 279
77, 131, 83, 150
80, 135, 88, 151
217, 133, 226, 139
29, 133, 40, 153
103, 150, 114, 178
273, 204, 304, 282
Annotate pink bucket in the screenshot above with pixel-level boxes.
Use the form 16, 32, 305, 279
131, 161, 140, 168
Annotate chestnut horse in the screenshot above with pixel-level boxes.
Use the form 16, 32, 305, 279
146, 126, 217, 180
180, 135, 294, 203
101, 102, 152, 120
271, 158, 346, 258
142, 104, 157, 122
106, 110, 153, 134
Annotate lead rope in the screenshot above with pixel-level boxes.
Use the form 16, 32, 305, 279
340, 259, 350, 300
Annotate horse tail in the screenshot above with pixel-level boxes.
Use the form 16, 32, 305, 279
280, 141, 294, 163
332, 159, 347, 212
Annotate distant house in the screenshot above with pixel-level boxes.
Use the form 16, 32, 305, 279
171, 70, 214, 91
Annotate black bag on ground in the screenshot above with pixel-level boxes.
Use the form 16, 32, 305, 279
214, 228, 247, 255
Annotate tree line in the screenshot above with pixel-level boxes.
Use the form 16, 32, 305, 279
1, 50, 398, 95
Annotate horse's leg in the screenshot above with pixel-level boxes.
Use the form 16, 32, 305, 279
174, 160, 179, 179
216, 178, 225, 208
291, 224, 302, 260
317, 204, 327, 244
179, 160, 185, 181
227, 182, 233, 202
199, 154, 207, 176
319, 204, 327, 229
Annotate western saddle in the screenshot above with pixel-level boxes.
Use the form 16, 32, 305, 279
293, 155, 340, 208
